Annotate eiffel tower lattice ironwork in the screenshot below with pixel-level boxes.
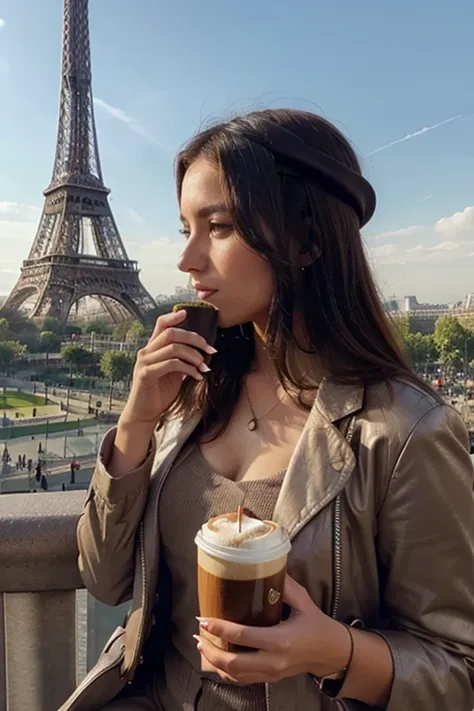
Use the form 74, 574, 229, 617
2, 0, 156, 323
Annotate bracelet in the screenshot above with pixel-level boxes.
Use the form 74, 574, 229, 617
314, 623, 354, 699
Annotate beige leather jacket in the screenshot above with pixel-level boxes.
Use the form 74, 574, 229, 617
60, 379, 474, 711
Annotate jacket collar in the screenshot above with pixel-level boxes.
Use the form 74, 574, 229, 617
273, 379, 365, 537
315, 378, 365, 423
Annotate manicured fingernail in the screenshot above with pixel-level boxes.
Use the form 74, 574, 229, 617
193, 634, 203, 650
204, 345, 218, 355
196, 617, 209, 628
198, 363, 211, 373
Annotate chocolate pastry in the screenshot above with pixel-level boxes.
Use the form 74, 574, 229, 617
172, 301, 218, 358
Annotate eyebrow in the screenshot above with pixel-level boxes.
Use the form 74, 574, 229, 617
180, 202, 230, 221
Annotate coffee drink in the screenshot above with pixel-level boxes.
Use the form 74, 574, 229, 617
195, 511, 291, 656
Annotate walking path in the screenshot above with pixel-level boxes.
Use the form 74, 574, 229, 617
0, 424, 110, 493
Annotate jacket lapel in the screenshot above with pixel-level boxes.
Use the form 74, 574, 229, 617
145, 414, 201, 603
123, 414, 201, 674
273, 379, 364, 538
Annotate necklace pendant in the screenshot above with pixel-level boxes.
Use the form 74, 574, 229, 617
248, 418, 258, 432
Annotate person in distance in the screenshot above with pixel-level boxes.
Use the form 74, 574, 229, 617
61, 109, 474, 711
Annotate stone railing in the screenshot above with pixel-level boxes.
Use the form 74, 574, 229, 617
0, 491, 126, 711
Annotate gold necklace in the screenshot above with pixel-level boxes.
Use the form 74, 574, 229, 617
244, 380, 284, 432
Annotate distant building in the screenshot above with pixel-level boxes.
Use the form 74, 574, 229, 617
388, 294, 457, 313
383, 298, 399, 313
400, 295, 419, 312
464, 293, 474, 309
154, 281, 196, 304
174, 283, 196, 301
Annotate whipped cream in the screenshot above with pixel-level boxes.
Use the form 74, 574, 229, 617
200, 512, 284, 550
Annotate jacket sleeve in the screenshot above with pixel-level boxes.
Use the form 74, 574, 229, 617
375, 404, 474, 710
77, 426, 158, 607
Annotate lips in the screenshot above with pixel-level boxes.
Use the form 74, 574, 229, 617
193, 285, 217, 300
196, 289, 217, 301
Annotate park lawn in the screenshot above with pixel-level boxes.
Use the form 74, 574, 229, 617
0, 391, 46, 409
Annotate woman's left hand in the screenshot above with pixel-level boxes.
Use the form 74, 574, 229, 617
194, 575, 351, 685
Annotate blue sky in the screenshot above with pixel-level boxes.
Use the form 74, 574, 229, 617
0, 0, 473, 302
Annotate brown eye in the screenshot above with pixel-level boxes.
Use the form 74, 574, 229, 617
209, 223, 232, 236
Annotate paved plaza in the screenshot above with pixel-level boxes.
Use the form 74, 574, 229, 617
0, 424, 110, 493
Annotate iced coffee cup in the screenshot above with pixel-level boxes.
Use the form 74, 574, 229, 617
195, 510, 291, 658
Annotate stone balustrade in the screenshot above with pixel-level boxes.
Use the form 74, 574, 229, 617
0, 491, 86, 711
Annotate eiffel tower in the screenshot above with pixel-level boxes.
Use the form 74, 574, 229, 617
2, 0, 156, 323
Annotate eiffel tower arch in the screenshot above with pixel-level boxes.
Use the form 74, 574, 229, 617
2, 0, 156, 324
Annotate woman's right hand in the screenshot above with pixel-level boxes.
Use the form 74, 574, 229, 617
119, 309, 216, 431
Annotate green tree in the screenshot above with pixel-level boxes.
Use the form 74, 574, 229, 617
41, 316, 63, 335
393, 315, 413, 340
126, 320, 146, 343
143, 299, 182, 327
0, 341, 27, 374
0, 318, 13, 341
433, 316, 469, 371
62, 323, 83, 338
466, 331, 474, 368
0, 309, 40, 349
100, 351, 134, 409
0, 309, 40, 350
112, 322, 130, 340
84, 320, 113, 335
39, 330, 63, 365
17, 330, 40, 353
61, 344, 95, 382
0, 308, 34, 336
423, 334, 439, 364
404, 332, 438, 369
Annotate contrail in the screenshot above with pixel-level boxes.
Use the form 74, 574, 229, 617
366, 114, 462, 156
94, 97, 171, 149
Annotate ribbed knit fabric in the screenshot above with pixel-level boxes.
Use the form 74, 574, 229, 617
153, 440, 285, 711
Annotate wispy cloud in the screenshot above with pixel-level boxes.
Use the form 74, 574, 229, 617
126, 208, 146, 225
0, 18, 5, 30
423, 194, 434, 201
0, 201, 40, 220
374, 224, 425, 240
366, 114, 462, 156
368, 205, 474, 303
369, 240, 470, 267
94, 97, 168, 148
407, 241, 461, 254
368, 205, 474, 269
371, 243, 398, 258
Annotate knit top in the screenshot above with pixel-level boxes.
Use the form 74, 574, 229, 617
153, 439, 286, 711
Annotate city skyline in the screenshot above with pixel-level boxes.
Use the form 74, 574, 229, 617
1, 0, 474, 305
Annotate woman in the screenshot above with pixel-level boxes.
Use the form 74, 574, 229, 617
61, 109, 474, 711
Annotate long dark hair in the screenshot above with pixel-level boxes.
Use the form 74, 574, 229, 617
164, 109, 435, 438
